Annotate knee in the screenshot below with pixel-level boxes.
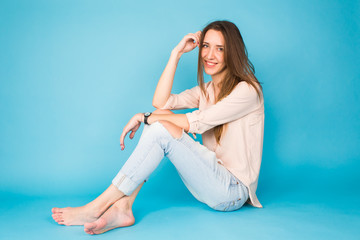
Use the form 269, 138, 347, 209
158, 121, 183, 139
150, 110, 183, 139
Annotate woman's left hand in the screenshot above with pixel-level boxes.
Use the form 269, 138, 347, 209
120, 113, 143, 150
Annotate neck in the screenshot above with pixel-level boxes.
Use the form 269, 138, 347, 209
211, 76, 223, 102
211, 71, 226, 90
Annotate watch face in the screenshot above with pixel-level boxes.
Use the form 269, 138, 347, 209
145, 112, 151, 117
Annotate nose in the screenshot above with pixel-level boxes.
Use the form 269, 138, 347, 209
206, 47, 215, 59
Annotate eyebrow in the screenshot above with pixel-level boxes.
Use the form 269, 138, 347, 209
203, 41, 224, 47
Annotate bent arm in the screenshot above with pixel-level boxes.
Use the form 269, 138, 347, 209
186, 83, 262, 134
147, 113, 190, 132
152, 50, 182, 108
153, 31, 201, 109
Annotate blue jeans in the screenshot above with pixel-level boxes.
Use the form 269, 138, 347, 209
112, 122, 248, 211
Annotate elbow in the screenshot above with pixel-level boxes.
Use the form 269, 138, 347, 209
153, 98, 167, 109
152, 98, 160, 109
152, 101, 162, 109
152, 102, 159, 109
153, 95, 171, 110
152, 98, 157, 108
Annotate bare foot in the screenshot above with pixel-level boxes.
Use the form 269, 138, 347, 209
51, 204, 102, 226
84, 199, 135, 234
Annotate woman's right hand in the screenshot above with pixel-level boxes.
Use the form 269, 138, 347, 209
173, 31, 201, 55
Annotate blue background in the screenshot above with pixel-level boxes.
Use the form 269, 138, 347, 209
1, 0, 359, 239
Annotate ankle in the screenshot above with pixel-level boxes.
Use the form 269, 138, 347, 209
85, 203, 108, 218
115, 199, 133, 210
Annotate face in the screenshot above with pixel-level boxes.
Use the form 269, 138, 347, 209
201, 29, 226, 79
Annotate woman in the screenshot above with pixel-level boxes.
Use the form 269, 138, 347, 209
51, 20, 264, 235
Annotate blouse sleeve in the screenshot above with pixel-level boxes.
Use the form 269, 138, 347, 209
185, 82, 262, 134
160, 85, 201, 110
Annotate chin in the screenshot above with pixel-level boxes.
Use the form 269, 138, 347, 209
204, 68, 219, 76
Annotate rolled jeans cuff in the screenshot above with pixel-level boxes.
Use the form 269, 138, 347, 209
112, 171, 138, 196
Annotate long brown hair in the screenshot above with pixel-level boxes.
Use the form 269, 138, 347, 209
197, 20, 262, 144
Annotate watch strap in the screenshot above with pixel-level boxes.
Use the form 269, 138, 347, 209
144, 112, 152, 125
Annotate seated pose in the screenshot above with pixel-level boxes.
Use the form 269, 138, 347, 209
52, 20, 264, 235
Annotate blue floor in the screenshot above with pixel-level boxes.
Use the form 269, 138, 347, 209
1, 182, 359, 240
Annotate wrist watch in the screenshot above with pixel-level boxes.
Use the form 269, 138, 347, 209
144, 112, 152, 125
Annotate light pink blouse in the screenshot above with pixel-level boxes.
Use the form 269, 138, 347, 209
162, 81, 264, 208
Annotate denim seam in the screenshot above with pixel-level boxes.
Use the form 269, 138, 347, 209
112, 172, 138, 195
114, 175, 125, 188
213, 198, 245, 212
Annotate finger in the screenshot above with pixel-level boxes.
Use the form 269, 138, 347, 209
129, 130, 135, 139
129, 123, 140, 139
192, 35, 199, 45
195, 31, 202, 44
133, 123, 141, 132
185, 33, 197, 43
120, 131, 128, 150
187, 37, 197, 45
187, 32, 197, 38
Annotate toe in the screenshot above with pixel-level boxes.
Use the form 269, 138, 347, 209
52, 207, 62, 213
84, 222, 96, 230
53, 214, 63, 221
84, 228, 93, 235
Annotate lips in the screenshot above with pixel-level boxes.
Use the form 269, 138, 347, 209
204, 60, 217, 68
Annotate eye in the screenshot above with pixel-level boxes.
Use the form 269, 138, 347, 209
218, 47, 224, 51
202, 44, 209, 48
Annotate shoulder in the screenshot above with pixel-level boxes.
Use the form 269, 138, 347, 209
232, 81, 259, 97
227, 82, 263, 105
